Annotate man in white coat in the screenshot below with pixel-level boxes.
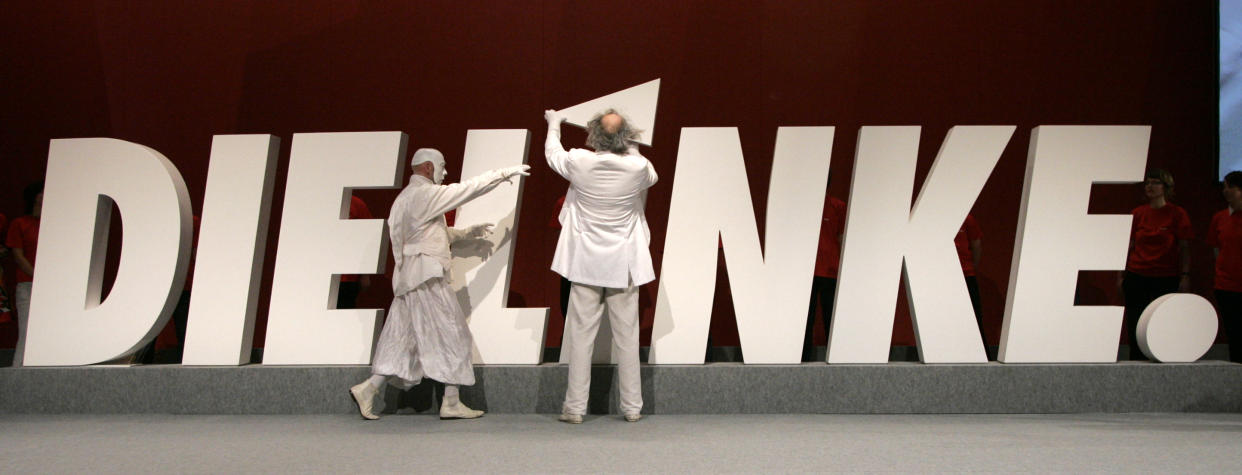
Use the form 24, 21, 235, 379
349, 148, 529, 420
545, 108, 658, 423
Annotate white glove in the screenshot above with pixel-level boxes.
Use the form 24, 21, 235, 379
545, 109, 565, 126
466, 223, 494, 239
502, 164, 531, 180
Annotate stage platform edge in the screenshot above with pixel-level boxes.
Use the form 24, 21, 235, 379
2, 362, 1241, 415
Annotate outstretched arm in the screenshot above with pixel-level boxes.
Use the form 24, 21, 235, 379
422, 165, 531, 219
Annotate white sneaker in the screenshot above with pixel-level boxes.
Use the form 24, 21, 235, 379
624, 413, 642, 422
559, 413, 583, 424
440, 401, 484, 420
349, 381, 380, 420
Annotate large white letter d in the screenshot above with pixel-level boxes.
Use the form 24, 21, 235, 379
23, 138, 192, 366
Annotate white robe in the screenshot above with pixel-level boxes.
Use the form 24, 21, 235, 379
545, 128, 658, 288
371, 171, 513, 387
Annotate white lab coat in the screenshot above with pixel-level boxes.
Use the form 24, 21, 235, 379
545, 129, 658, 288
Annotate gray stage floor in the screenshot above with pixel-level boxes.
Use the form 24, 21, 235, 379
2, 414, 1240, 473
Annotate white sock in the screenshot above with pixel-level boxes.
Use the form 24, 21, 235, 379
444, 384, 460, 406
367, 374, 388, 390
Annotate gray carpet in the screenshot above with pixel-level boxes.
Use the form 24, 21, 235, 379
6, 362, 1241, 414
1, 413, 1240, 473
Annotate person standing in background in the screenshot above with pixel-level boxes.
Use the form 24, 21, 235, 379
1208, 171, 1242, 363
338, 196, 374, 309
955, 213, 987, 359
6, 181, 42, 367
803, 185, 845, 362
0, 211, 10, 327
1119, 169, 1192, 361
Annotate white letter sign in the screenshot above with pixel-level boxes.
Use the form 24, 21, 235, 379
650, 127, 834, 364
263, 132, 406, 365
451, 129, 550, 364
24, 138, 192, 366
181, 135, 280, 365
999, 126, 1150, 363
828, 126, 1014, 364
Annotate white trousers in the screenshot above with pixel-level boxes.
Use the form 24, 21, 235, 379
562, 282, 642, 416
371, 277, 475, 388
13, 282, 31, 367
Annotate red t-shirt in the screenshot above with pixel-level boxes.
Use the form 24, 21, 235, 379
0, 213, 7, 278
1126, 203, 1192, 277
1207, 208, 1242, 292
813, 196, 847, 278
954, 214, 983, 276
550, 195, 565, 229
341, 196, 374, 283
5, 215, 39, 283
0, 213, 7, 322
0, 213, 7, 256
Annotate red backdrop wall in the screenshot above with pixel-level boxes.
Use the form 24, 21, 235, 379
0, 0, 1221, 355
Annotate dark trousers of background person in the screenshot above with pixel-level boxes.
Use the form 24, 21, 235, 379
337, 280, 362, 310
1122, 272, 1179, 361
552, 276, 570, 362
1214, 290, 1242, 363
965, 275, 991, 360
559, 276, 571, 321
803, 277, 837, 362
135, 290, 190, 364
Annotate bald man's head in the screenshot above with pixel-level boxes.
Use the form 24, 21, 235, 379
585, 109, 642, 154
600, 113, 623, 134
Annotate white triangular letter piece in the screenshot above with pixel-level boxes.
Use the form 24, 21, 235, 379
556, 78, 660, 146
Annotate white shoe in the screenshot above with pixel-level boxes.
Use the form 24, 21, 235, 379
349, 381, 380, 420
440, 401, 484, 420
624, 413, 642, 422
559, 413, 583, 424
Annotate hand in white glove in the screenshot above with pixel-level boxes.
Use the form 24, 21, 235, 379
545, 109, 565, 126
466, 223, 494, 239
501, 164, 531, 183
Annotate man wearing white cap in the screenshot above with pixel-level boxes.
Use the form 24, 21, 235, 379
544, 108, 657, 423
349, 148, 529, 420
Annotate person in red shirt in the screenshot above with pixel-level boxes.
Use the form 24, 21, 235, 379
803, 190, 846, 362
6, 182, 42, 367
1208, 171, 1242, 363
337, 196, 374, 309
0, 212, 10, 323
1119, 169, 1192, 361
955, 213, 987, 359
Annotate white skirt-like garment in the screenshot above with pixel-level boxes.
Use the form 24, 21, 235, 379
370, 277, 475, 388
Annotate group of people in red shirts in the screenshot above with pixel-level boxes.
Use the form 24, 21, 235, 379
1117, 168, 1242, 363
807, 168, 1242, 363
